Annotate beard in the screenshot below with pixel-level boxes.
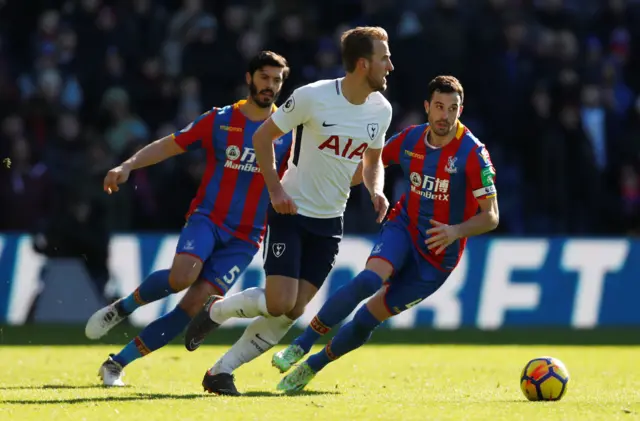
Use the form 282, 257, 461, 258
366, 70, 386, 92
249, 80, 279, 108
429, 118, 456, 136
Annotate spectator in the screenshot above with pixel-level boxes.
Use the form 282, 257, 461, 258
0, 0, 639, 236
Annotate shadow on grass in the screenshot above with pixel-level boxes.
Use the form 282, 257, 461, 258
0, 384, 108, 391
242, 390, 340, 397
1, 392, 202, 405
1, 389, 340, 404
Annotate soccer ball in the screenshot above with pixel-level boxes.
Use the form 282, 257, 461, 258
520, 356, 570, 401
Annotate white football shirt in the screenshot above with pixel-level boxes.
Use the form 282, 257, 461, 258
271, 78, 393, 219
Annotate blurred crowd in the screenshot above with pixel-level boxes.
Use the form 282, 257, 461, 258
1, 0, 640, 245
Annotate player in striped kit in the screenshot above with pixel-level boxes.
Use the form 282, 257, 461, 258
273, 75, 500, 392
84, 51, 293, 387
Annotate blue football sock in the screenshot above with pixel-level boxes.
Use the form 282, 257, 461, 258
306, 305, 381, 373
294, 269, 382, 353
118, 269, 175, 315
111, 306, 191, 367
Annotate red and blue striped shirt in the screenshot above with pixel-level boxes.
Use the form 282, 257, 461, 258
382, 121, 497, 271
172, 100, 293, 246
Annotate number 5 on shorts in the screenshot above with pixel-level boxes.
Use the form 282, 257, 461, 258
222, 266, 240, 285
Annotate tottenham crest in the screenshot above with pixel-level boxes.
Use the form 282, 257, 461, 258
272, 243, 286, 258
367, 123, 379, 140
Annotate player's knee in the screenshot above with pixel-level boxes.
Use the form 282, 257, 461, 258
354, 269, 384, 298
169, 255, 202, 291
365, 258, 393, 281
169, 270, 195, 291
265, 296, 296, 317
285, 301, 307, 320
265, 302, 295, 317
264, 275, 299, 316
285, 280, 318, 320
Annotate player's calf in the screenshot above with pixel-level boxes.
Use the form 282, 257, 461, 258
179, 279, 222, 317
288, 269, 385, 354
303, 304, 384, 376
110, 269, 176, 317
184, 276, 302, 352
184, 286, 268, 350
365, 285, 395, 322
272, 279, 318, 373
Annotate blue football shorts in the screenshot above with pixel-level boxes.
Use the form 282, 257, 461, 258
367, 218, 451, 315
175, 212, 258, 294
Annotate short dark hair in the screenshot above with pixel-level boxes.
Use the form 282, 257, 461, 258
248, 51, 290, 79
340, 26, 389, 73
427, 75, 464, 103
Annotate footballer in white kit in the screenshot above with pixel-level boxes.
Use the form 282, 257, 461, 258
184, 27, 394, 396
261, 77, 393, 285
275, 77, 392, 218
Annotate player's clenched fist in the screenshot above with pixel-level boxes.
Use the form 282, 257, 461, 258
370, 192, 389, 223
103, 164, 132, 194
270, 186, 297, 215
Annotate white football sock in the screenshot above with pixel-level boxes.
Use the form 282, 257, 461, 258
209, 287, 268, 324
210, 314, 295, 375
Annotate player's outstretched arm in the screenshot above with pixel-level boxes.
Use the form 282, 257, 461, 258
124, 135, 184, 170
104, 108, 215, 194
103, 135, 184, 194
362, 147, 388, 223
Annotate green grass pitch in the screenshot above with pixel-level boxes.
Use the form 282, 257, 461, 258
1, 344, 639, 421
